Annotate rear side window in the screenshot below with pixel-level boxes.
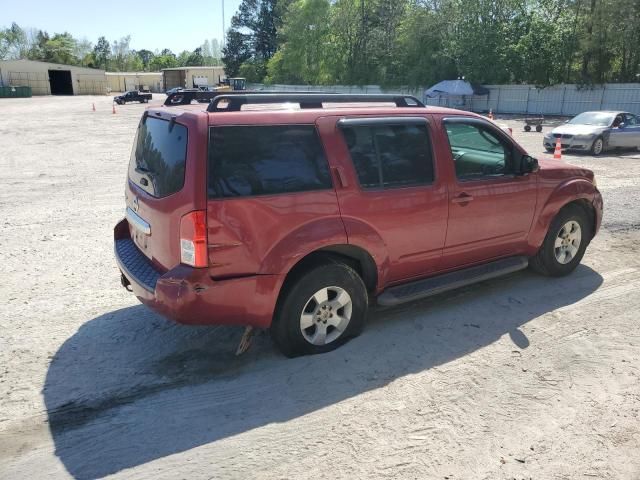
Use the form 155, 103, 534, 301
208, 125, 332, 198
340, 122, 434, 189
128, 117, 188, 198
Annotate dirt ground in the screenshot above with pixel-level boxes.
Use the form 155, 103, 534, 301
0, 95, 639, 480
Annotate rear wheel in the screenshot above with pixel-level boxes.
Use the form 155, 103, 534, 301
530, 205, 590, 277
591, 136, 604, 156
524, 125, 531, 132
536, 125, 543, 132
271, 261, 368, 357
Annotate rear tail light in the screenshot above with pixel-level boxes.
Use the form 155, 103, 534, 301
180, 210, 207, 267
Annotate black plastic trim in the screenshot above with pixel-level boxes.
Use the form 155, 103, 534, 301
377, 256, 529, 306
115, 238, 162, 293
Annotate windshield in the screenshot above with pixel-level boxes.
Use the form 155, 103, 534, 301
569, 112, 615, 126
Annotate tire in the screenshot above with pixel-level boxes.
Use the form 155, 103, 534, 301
529, 204, 590, 277
591, 136, 604, 156
524, 125, 531, 132
535, 124, 543, 132
271, 260, 368, 357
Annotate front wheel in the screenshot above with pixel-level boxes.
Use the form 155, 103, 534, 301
530, 205, 590, 277
271, 261, 368, 357
591, 136, 604, 156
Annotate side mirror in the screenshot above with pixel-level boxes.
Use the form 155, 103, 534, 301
619, 122, 626, 129
520, 155, 539, 175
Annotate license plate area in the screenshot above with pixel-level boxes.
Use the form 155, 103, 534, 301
132, 228, 151, 258
126, 207, 152, 259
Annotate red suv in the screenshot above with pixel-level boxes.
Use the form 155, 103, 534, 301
115, 93, 603, 357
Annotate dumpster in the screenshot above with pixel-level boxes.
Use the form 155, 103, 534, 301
0, 86, 32, 98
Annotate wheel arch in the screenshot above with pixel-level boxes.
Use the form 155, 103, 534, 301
271, 244, 378, 332
280, 244, 378, 295
529, 179, 598, 251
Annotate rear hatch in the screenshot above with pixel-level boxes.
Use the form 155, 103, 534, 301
125, 112, 205, 271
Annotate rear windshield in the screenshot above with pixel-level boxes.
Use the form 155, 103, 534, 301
128, 117, 188, 198
208, 125, 332, 198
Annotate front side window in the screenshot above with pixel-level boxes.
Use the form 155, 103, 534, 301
340, 122, 434, 189
444, 121, 511, 179
208, 125, 332, 198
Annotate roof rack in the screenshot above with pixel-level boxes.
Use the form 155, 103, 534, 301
205, 93, 425, 112
163, 89, 228, 106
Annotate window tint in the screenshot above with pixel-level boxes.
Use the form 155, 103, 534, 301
624, 114, 638, 126
128, 117, 188, 198
208, 125, 332, 198
340, 123, 434, 189
444, 122, 510, 179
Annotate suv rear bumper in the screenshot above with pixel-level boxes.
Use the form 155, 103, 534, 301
114, 218, 281, 328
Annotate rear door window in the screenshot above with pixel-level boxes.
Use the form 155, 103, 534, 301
128, 117, 188, 198
208, 125, 332, 198
339, 121, 434, 189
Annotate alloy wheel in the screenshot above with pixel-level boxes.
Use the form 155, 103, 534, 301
300, 286, 352, 346
554, 220, 582, 264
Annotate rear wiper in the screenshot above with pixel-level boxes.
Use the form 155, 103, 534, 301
135, 165, 154, 175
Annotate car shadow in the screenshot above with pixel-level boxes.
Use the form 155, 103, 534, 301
45, 266, 603, 479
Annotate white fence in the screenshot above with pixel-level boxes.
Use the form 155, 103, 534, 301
249, 83, 640, 116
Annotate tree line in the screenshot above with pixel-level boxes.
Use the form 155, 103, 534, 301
0, 22, 223, 71
223, 0, 640, 86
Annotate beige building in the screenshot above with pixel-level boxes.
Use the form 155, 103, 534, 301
162, 66, 226, 91
106, 72, 163, 93
0, 59, 106, 95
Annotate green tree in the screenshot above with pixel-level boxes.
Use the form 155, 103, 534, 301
222, 30, 252, 76
93, 36, 111, 70
137, 49, 155, 70
185, 47, 205, 66
43, 32, 77, 65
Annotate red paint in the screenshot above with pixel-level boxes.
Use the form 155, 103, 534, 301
115, 106, 603, 328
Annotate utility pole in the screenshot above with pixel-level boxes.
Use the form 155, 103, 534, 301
222, 0, 226, 48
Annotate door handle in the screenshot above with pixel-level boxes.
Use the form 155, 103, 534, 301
451, 193, 474, 204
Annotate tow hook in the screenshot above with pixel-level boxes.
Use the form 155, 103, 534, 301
120, 273, 133, 292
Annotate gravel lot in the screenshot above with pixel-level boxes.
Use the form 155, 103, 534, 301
0, 95, 639, 480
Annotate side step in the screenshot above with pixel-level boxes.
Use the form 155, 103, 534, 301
377, 256, 529, 307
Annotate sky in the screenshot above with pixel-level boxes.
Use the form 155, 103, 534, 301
2, 0, 243, 53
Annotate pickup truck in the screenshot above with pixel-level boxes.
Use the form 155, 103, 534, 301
113, 90, 152, 105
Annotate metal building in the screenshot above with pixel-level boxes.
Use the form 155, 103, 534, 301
106, 72, 163, 93
0, 59, 106, 95
161, 66, 226, 91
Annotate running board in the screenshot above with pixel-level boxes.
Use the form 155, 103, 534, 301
377, 256, 529, 307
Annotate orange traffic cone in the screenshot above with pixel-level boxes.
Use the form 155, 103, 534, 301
92, 103, 96, 112
553, 136, 562, 160
488, 108, 494, 120
112, 103, 116, 114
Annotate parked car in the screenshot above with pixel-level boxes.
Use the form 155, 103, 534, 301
114, 90, 152, 105
115, 93, 603, 357
543, 110, 640, 155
